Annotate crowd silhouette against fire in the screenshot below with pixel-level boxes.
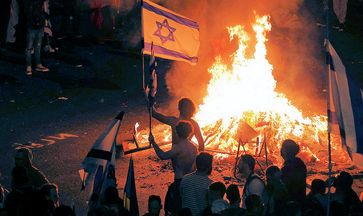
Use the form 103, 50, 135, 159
0, 98, 362, 216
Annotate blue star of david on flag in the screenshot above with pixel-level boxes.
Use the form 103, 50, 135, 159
154, 19, 176, 44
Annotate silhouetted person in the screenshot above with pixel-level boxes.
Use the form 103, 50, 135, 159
305, 179, 327, 215
245, 194, 264, 216
54, 205, 76, 216
14, 147, 49, 188
143, 195, 162, 216
149, 121, 198, 215
237, 154, 266, 209
24, 0, 49, 75
0, 0, 12, 51
40, 183, 60, 215
152, 98, 205, 151
102, 186, 128, 216
221, 184, 245, 216
332, 171, 362, 214
280, 139, 307, 203
265, 166, 287, 216
180, 152, 213, 216
207, 182, 228, 214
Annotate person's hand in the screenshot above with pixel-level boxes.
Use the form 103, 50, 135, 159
148, 133, 155, 145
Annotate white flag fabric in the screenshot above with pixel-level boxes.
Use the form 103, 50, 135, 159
326, 40, 363, 167
333, 0, 348, 24
142, 0, 200, 65
80, 112, 124, 191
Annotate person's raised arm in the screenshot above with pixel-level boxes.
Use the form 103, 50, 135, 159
151, 108, 176, 126
149, 134, 176, 160
193, 121, 205, 152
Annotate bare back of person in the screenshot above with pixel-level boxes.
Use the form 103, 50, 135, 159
171, 139, 198, 179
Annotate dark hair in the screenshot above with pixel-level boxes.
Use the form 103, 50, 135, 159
311, 179, 326, 195
226, 184, 240, 203
176, 121, 193, 139
245, 194, 262, 212
335, 171, 353, 190
209, 182, 226, 197
55, 205, 75, 216
266, 165, 280, 177
11, 166, 28, 187
178, 98, 196, 119
239, 154, 255, 171
196, 152, 213, 174
41, 183, 58, 197
148, 195, 161, 204
281, 139, 300, 156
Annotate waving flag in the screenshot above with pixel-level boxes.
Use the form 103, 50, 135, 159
142, 0, 200, 65
326, 40, 363, 167
80, 111, 124, 195
123, 157, 139, 216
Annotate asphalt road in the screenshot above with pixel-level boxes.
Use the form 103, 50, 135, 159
0, 40, 175, 215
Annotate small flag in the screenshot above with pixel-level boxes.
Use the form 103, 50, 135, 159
80, 112, 124, 194
123, 157, 139, 216
326, 40, 363, 167
142, 0, 200, 65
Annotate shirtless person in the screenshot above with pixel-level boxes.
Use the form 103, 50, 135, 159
149, 121, 198, 215
152, 98, 205, 152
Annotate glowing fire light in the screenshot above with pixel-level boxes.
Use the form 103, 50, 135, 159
195, 15, 328, 159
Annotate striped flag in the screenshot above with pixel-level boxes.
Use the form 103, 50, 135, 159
80, 112, 124, 197
145, 43, 157, 106
123, 157, 139, 216
326, 40, 363, 167
142, 0, 200, 65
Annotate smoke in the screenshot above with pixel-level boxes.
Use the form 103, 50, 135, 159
153, 0, 326, 114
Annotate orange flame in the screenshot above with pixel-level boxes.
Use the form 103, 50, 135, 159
195, 15, 328, 159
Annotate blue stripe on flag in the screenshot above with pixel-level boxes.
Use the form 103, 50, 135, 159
347, 74, 363, 154
145, 43, 198, 64
143, 1, 199, 30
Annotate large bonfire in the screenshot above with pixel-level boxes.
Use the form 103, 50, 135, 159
194, 15, 342, 163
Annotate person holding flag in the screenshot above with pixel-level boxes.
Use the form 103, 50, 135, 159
149, 121, 198, 215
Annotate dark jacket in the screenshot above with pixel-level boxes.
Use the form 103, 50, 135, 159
24, 0, 46, 29
281, 157, 307, 203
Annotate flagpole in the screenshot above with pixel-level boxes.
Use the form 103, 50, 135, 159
141, 0, 145, 90
325, 1, 332, 216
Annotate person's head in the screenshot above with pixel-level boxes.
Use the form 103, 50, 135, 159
226, 184, 240, 205
335, 171, 353, 191
280, 139, 300, 161
15, 147, 33, 167
208, 182, 226, 204
265, 165, 281, 185
41, 183, 59, 206
54, 205, 75, 216
196, 152, 213, 175
311, 179, 326, 195
11, 166, 28, 188
237, 154, 255, 177
148, 195, 162, 216
245, 194, 264, 215
176, 121, 194, 139
178, 98, 196, 119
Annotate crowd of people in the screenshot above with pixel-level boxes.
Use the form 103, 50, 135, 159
0, 98, 362, 216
